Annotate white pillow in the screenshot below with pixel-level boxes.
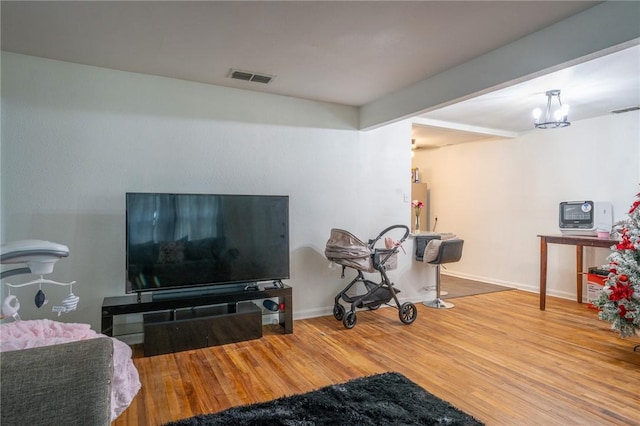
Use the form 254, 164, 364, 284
438, 233, 457, 240
422, 239, 442, 263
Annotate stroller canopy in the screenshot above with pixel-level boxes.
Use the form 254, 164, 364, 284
325, 228, 373, 272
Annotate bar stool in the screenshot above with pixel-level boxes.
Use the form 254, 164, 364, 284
422, 239, 464, 309
415, 234, 447, 296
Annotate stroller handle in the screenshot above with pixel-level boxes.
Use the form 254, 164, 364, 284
368, 224, 410, 248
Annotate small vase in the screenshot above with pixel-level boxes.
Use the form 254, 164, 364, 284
414, 216, 420, 233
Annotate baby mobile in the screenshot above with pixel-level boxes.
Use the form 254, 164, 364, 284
1, 239, 79, 321
3, 277, 80, 321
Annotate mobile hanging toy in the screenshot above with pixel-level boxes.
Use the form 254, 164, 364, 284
1, 239, 78, 320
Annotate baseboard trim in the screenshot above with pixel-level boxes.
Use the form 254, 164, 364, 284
440, 270, 522, 289
295, 271, 582, 321
440, 270, 582, 303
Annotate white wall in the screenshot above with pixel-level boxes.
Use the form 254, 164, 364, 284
1, 52, 427, 330
413, 111, 640, 300
7, 51, 634, 332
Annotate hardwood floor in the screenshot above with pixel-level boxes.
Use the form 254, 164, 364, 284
114, 290, 640, 426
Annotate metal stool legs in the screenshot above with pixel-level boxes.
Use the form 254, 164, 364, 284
423, 264, 454, 309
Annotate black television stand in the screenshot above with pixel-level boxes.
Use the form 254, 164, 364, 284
101, 283, 293, 355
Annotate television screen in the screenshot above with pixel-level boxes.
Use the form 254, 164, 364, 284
126, 193, 289, 293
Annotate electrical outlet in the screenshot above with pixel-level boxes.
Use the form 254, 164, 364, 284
403, 193, 409, 202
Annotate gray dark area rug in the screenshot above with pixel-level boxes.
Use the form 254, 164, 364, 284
441, 275, 514, 299
164, 372, 483, 426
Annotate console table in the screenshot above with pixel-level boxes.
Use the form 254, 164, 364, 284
538, 235, 617, 310
101, 284, 293, 353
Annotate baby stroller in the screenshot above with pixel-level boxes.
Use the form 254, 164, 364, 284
325, 224, 416, 329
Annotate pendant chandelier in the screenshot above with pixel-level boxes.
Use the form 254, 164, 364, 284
532, 89, 570, 129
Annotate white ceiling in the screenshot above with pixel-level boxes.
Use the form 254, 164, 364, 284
2, 1, 639, 148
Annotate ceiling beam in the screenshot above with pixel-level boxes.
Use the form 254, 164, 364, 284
360, 1, 640, 130
412, 118, 519, 139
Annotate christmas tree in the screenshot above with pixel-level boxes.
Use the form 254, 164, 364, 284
593, 189, 640, 338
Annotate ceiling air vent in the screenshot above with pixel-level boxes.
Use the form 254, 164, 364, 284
611, 106, 640, 114
229, 69, 274, 84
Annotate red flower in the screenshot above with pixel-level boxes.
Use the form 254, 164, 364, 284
608, 281, 634, 302
615, 233, 636, 251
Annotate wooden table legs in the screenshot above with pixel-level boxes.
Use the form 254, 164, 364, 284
539, 237, 584, 310
576, 245, 583, 304
538, 234, 615, 311
540, 236, 548, 310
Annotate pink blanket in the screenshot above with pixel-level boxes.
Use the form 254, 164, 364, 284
0, 319, 141, 420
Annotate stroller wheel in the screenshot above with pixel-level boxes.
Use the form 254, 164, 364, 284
343, 311, 357, 329
368, 303, 381, 310
333, 304, 345, 321
399, 302, 417, 325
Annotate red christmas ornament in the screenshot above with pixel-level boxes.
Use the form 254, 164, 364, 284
618, 305, 635, 322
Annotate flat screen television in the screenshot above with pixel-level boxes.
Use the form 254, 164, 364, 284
126, 192, 289, 295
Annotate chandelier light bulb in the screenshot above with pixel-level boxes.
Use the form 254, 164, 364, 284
532, 108, 542, 120
554, 108, 563, 121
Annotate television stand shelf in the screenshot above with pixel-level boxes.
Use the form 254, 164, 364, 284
101, 284, 293, 354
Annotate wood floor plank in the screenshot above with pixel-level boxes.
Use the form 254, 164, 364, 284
113, 290, 640, 426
